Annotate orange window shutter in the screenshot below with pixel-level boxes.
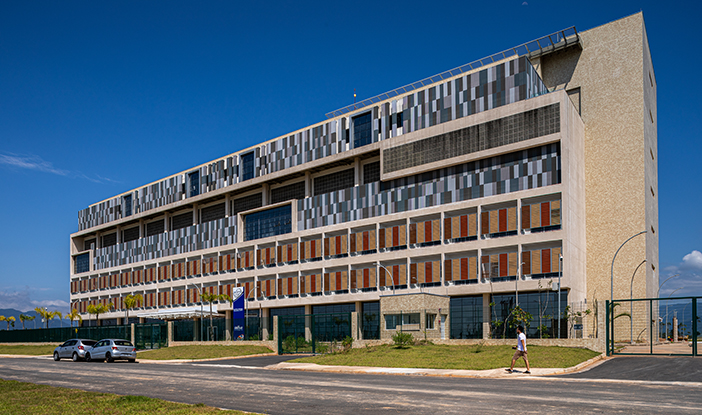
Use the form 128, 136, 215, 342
409, 223, 417, 244
521, 205, 530, 229
551, 200, 561, 226
444, 260, 452, 281
508, 207, 517, 231
410, 263, 418, 284
531, 203, 540, 229
499, 254, 508, 277
499, 209, 507, 232
444, 217, 452, 240
481, 211, 489, 235
460, 215, 468, 237
552, 247, 561, 272
541, 202, 551, 227
522, 251, 531, 275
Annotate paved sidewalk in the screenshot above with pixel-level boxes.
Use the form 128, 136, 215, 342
270, 353, 607, 378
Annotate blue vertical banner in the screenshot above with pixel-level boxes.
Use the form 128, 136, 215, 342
231, 287, 245, 340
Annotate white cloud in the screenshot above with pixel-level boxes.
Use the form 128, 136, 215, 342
0, 289, 69, 313
681, 250, 702, 270
522, 1, 529, 5
0, 152, 118, 184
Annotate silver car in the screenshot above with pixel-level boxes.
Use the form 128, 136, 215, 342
85, 339, 137, 363
53, 339, 98, 362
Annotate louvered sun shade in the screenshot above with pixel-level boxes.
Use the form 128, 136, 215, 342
300, 238, 323, 261
444, 256, 478, 282
218, 254, 235, 272
378, 264, 407, 287
277, 242, 298, 264
186, 259, 200, 277
120, 271, 131, 286
71, 280, 79, 294
158, 291, 171, 307
159, 264, 171, 281
350, 267, 377, 289
145, 292, 156, 308
145, 268, 157, 283
521, 247, 561, 276
324, 235, 348, 257
379, 224, 407, 249
219, 283, 235, 298
300, 273, 323, 294
277, 276, 298, 296
201, 257, 218, 274
256, 247, 276, 266
324, 271, 348, 291
409, 260, 441, 284
172, 288, 185, 305
409, 219, 441, 244
481, 207, 517, 236
349, 229, 376, 254
132, 270, 143, 284
444, 213, 478, 240
237, 250, 255, 269
172, 262, 186, 279
480, 252, 518, 279
186, 287, 200, 303
521, 200, 561, 230
256, 279, 275, 298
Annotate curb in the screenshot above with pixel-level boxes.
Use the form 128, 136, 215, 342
137, 352, 278, 364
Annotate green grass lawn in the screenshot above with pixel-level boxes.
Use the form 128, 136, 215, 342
137, 345, 272, 360
0, 345, 58, 355
0, 379, 256, 414
291, 344, 600, 370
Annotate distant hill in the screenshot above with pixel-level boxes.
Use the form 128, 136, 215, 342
0, 308, 76, 330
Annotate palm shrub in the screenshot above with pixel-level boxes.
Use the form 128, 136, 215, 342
392, 332, 413, 348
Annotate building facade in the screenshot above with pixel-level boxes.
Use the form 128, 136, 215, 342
69, 13, 657, 341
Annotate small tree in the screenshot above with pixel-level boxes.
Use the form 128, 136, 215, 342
7, 316, 15, 330
65, 309, 82, 328
19, 314, 30, 330
87, 303, 114, 327
201, 291, 230, 340
0, 316, 5, 330
123, 294, 143, 325
53, 311, 63, 328
35, 307, 53, 329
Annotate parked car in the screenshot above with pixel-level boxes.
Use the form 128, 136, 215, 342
53, 339, 98, 362
85, 339, 137, 363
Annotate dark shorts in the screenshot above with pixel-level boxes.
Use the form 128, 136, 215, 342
513, 350, 528, 360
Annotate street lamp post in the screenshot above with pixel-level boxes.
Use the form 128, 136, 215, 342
376, 262, 396, 296
664, 287, 683, 341
558, 254, 562, 339
629, 259, 646, 344
610, 231, 647, 305
656, 274, 679, 341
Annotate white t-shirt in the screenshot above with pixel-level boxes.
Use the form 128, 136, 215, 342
517, 332, 527, 352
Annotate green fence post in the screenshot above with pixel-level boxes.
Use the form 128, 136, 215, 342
693, 299, 698, 356
605, 300, 610, 356
649, 299, 653, 355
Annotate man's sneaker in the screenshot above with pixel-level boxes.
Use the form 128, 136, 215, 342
505, 369, 513, 373
525, 370, 531, 374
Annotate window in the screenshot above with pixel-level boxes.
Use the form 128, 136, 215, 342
450, 296, 483, 339
426, 313, 436, 330
123, 194, 132, 217
314, 168, 355, 195
384, 313, 420, 330
244, 205, 292, 241
232, 193, 263, 215
83, 238, 96, 251
101, 233, 117, 247
271, 181, 306, 204
352, 112, 372, 148
188, 171, 200, 197
75, 253, 90, 274
172, 211, 193, 231
146, 219, 164, 237
200, 203, 226, 223
122, 226, 139, 243
396, 111, 403, 129
241, 151, 255, 181
361, 302, 380, 340
363, 161, 380, 184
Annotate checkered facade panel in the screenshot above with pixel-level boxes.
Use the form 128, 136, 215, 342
78, 58, 546, 231
92, 217, 237, 271
298, 143, 560, 230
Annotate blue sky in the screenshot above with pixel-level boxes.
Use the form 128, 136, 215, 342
0, 1, 700, 313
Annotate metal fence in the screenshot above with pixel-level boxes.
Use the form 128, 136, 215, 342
0, 325, 130, 344
607, 297, 700, 356
278, 313, 352, 354
135, 323, 167, 349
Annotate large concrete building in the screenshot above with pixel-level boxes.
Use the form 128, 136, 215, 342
69, 12, 657, 341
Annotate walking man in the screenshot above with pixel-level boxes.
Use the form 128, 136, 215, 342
506, 325, 531, 374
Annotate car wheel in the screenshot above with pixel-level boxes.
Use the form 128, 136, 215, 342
106, 352, 113, 363
72, 353, 79, 362
85, 353, 92, 362
53, 352, 60, 361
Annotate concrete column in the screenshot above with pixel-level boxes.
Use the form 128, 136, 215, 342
354, 157, 361, 186
261, 307, 270, 340
262, 184, 269, 205
304, 304, 312, 342
193, 204, 199, 225
354, 301, 363, 340
483, 292, 491, 339
225, 194, 231, 217
138, 219, 144, 238
165, 213, 171, 232
116, 226, 122, 244
167, 321, 173, 345
673, 317, 678, 342
304, 172, 311, 197
272, 315, 279, 354
130, 323, 135, 345
351, 311, 359, 341
225, 310, 232, 341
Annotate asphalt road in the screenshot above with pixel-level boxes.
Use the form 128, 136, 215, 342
1, 356, 701, 414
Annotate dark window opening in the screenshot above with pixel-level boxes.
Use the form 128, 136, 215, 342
353, 112, 372, 148
101, 233, 117, 247
241, 152, 255, 181
123, 194, 132, 217
232, 193, 263, 215
83, 239, 96, 251
363, 161, 380, 184
122, 226, 139, 243
172, 212, 193, 231
146, 220, 165, 237
245, 205, 292, 241
75, 253, 90, 274
201, 203, 226, 223
189, 171, 200, 197
271, 181, 306, 204
314, 168, 355, 195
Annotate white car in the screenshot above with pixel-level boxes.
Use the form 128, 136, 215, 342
85, 339, 137, 363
